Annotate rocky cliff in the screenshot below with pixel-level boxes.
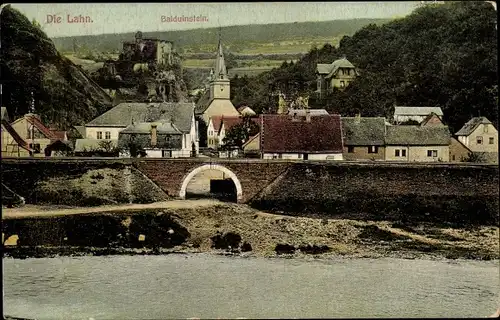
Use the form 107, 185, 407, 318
0, 5, 113, 129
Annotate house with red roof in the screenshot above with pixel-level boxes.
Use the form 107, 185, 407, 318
260, 113, 344, 160
10, 113, 61, 157
1, 108, 32, 157
207, 115, 259, 150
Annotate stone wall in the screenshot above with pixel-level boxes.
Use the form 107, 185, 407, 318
251, 162, 499, 225
133, 159, 290, 203
1, 159, 168, 206
2, 159, 498, 225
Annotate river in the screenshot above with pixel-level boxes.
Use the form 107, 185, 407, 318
3, 254, 499, 319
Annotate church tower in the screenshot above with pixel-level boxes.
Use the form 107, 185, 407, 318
209, 33, 230, 101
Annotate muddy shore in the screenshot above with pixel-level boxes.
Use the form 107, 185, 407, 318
2, 201, 498, 261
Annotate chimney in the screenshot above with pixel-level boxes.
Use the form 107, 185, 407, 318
151, 124, 158, 147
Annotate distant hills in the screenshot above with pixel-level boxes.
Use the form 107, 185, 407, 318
51, 19, 392, 53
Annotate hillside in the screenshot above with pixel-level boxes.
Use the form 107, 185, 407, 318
0, 5, 113, 129
51, 19, 391, 54
230, 1, 498, 133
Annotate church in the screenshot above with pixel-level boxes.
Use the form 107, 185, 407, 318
194, 36, 240, 147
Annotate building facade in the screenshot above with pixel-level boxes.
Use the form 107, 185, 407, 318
195, 38, 240, 126
260, 113, 343, 160
342, 116, 386, 161
455, 117, 498, 153
10, 114, 57, 157
393, 106, 444, 124
81, 102, 199, 157
316, 58, 358, 97
385, 125, 451, 162
449, 137, 472, 162
455, 117, 498, 164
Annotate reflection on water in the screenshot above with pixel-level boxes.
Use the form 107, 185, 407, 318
3, 254, 499, 319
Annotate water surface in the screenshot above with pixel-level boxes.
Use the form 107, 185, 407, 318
3, 254, 499, 319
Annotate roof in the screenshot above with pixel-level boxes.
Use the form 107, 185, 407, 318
385, 125, 451, 145
451, 137, 472, 153
1, 107, 9, 121
74, 126, 86, 138
342, 117, 386, 146
420, 112, 444, 127
74, 139, 118, 153
51, 130, 67, 141
243, 133, 260, 149
86, 102, 195, 133
261, 114, 343, 153
287, 109, 329, 117
194, 90, 213, 115
46, 139, 73, 151
238, 106, 256, 115
394, 106, 444, 117
120, 122, 182, 135
210, 116, 259, 134
21, 114, 58, 140
214, 39, 229, 80
317, 58, 356, 77
455, 117, 494, 136
1, 120, 31, 151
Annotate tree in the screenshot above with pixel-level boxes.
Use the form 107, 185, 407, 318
462, 152, 487, 163
221, 116, 260, 150
224, 50, 239, 71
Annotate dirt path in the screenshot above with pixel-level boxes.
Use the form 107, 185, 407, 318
2, 199, 222, 219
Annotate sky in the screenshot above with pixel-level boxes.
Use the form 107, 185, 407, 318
8, 2, 422, 38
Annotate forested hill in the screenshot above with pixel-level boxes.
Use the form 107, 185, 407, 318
230, 1, 498, 133
51, 19, 391, 52
0, 5, 113, 129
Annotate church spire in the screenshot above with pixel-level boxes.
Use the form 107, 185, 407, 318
213, 28, 228, 81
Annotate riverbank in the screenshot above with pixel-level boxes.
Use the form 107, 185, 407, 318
2, 201, 498, 261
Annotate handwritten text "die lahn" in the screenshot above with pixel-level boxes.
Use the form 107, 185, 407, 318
46, 14, 94, 24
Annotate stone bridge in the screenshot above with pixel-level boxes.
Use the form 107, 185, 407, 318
133, 158, 292, 203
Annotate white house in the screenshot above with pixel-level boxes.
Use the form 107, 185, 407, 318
393, 106, 444, 124
207, 115, 260, 150
80, 102, 199, 157
455, 116, 498, 163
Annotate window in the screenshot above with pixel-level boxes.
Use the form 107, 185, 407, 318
97, 131, 103, 139
368, 146, 378, 154
105, 131, 111, 139
402, 149, 407, 157
452, 155, 456, 161
298, 154, 302, 158
340, 81, 345, 88
395, 149, 400, 157
484, 125, 489, 133
489, 137, 494, 144
29, 143, 41, 154
162, 150, 172, 158
427, 150, 438, 157
348, 146, 355, 153
477, 136, 483, 144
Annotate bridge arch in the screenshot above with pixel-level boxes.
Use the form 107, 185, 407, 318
179, 164, 243, 203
